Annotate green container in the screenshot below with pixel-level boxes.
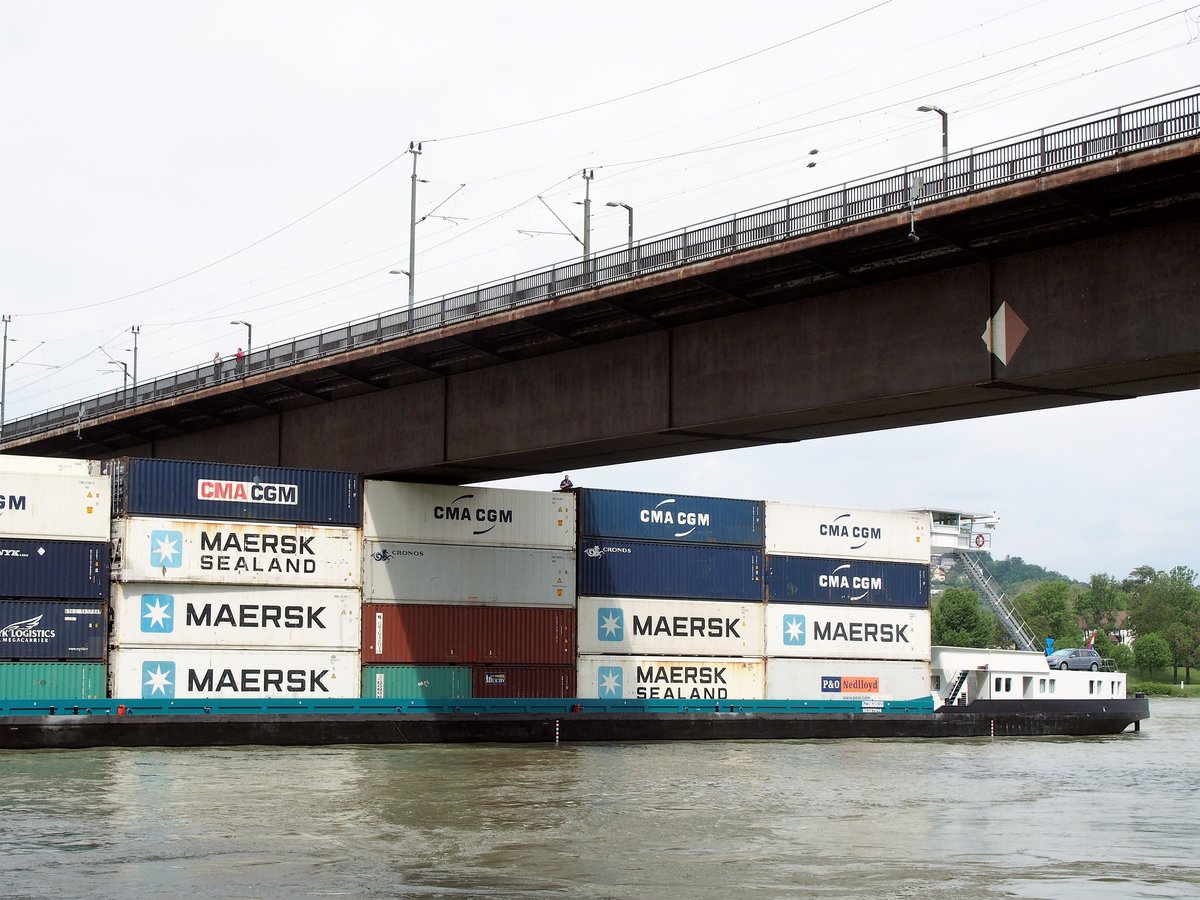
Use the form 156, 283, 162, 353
0, 662, 107, 699
361, 665, 472, 700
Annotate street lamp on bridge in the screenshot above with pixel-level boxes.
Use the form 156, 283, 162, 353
230, 320, 252, 374
917, 104, 949, 171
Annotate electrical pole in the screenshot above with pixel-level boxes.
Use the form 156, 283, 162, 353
0, 315, 9, 436
130, 325, 140, 400
408, 141, 422, 323
581, 169, 594, 275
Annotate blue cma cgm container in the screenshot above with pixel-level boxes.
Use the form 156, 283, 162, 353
0, 600, 107, 660
577, 538, 764, 601
577, 488, 764, 546
766, 556, 929, 608
107, 457, 361, 526
0, 539, 110, 599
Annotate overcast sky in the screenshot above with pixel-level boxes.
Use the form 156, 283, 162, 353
2, 1, 1198, 582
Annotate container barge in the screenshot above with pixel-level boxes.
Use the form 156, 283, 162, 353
0, 457, 1149, 748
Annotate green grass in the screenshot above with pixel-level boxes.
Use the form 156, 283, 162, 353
1127, 679, 1200, 697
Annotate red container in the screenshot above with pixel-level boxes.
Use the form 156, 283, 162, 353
472, 665, 576, 699
362, 603, 575, 665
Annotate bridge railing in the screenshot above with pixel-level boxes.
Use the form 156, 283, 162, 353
3, 87, 1198, 443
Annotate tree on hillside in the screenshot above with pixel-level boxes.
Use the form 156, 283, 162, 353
1014, 580, 1080, 648
932, 587, 995, 648
1076, 573, 1128, 634
986, 556, 1073, 597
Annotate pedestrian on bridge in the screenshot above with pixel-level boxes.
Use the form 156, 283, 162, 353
213, 351, 223, 382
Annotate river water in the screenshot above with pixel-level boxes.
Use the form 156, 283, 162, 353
1, 700, 1196, 899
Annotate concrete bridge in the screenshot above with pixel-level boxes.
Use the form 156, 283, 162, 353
3, 90, 1199, 483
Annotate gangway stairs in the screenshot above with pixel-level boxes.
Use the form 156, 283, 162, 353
955, 552, 1040, 652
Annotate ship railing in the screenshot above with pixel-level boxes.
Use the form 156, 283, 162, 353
955, 552, 1040, 652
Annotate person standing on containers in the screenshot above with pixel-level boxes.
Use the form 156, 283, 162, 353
212, 351, 223, 382
235, 347, 246, 376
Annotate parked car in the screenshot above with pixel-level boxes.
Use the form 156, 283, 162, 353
1046, 648, 1103, 671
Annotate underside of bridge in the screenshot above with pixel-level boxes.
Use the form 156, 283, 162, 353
7, 139, 1200, 482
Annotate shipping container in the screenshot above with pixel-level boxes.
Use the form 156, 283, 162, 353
576, 655, 765, 701
106, 457, 361, 526
109, 647, 360, 699
765, 657, 933, 702
471, 664, 576, 698
0, 455, 99, 476
111, 583, 362, 650
0, 600, 106, 660
361, 665, 472, 700
362, 603, 575, 665
363, 541, 575, 607
765, 503, 931, 563
0, 538, 109, 599
577, 488, 764, 546
577, 538, 763, 602
764, 604, 931, 661
0, 472, 111, 540
0, 661, 107, 699
111, 517, 361, 588
765, 556, 929, 608
576, 596, 765, 657
363, 481, 574, 548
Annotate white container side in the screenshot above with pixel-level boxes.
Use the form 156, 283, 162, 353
764, 503, 931, 563
111, 583, 362, 650
764, 604, 931, 661
0, 472, 111, 540
109, 647, 361, 699
576, 655, 765, 701
363, 481, 575, 548
765, 657, 933, 702
112, 517, 361, 587
363, 541, 574, 607
0, 455, 99, 476
577, 596, 765, 657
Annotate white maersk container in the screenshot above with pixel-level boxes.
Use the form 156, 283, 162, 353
765, 503, 931, 563
765, 657, 932, 702
577, 655, 765, 701
764, 604, 931, 661
0, 472, 111, 540
576, 596, 765, 657
109, 647, 361, 699
363, 541, 574, 607
112, 517, 361, 587
0, 455, 99, 476
363, 481, 574, 548
111, 583, 362, 650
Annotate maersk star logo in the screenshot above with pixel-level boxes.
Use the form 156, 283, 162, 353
597, 608, 624, 641
149, 530, 183, 568
597, 666, 623, 698
142, 661, 176, 698
783, 614, 806, 646
140, 594, 174, 633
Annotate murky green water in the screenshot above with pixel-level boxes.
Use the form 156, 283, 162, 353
1, 701, 1195, 899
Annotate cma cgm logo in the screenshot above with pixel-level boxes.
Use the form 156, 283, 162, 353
597, 666, 623, 698
432, 493, 514, 536
197, 479, 299, 506
143, 660, 176, 698
819, 564, 883, 602
583, 544, 632, 558
0, 493, 28, 513
141, 594, 174, 633
639, 498, 711, 538
783, 614, 806, 646
597, 608, 624, 641
150, 530, 184, 568
820, 513, 883, 550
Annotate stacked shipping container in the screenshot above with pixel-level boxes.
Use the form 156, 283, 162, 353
105, 459, 363, 699
361, 482, 577, 698
763, 503, 933, 701
575, 489, 767, 700
0, 456, 111, 698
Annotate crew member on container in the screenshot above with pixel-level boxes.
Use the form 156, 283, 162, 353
559, 474, 574, 491
235, 347, 245, 375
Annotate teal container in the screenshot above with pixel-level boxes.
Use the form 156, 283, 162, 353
361, 666, 472, 700
0, 662, 107, 699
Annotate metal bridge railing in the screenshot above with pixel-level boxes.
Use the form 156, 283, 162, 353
3, 87, 1198, 444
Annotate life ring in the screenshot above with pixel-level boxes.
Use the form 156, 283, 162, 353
974, 533, 986, 548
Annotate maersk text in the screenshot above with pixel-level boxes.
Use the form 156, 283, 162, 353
812, 621, 909, 643
187, 668, 330, 692
185, 604, 327, 629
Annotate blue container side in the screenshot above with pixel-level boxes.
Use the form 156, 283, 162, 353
765, 556, 929, 608
0, 539, 110, 599
577, 538, 764, 601
110, 457, 362, 526
577, 488, 764, 546
0, 600, 108, 660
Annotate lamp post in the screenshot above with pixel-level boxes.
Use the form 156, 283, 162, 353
230, 320, 252, 374
0, 315, 9, 436
917, 104, 949, 172
107, 360, 130, 401
407, 141, 422, 321
130, 325, 140, 401
605, 201, 634, 272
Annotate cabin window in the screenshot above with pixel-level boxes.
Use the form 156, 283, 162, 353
994, 676, 1002, 692
1089, 680, 1095, 695
1049, 679, 1056, 694
931, 675, 941, 691
1039, 678, 1047, 693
